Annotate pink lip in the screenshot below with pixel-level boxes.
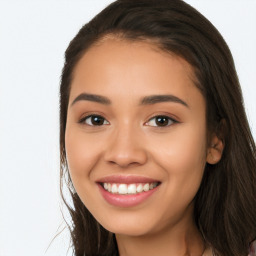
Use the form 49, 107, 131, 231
96, 175, 160, 184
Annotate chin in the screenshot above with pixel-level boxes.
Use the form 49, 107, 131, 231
107, 224, 153, 237
95, 211, 162, 237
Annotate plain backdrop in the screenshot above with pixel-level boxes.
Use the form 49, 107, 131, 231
0, 1, 255, 256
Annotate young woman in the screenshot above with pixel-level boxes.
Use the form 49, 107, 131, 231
59, 0, 256, 255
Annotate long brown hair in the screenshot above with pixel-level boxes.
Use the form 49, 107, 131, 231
59, 0, 256, 255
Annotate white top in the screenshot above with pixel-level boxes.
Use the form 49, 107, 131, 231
202, 240, 256, 256
203, 246, 213, 256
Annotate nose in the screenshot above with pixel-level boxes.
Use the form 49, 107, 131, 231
103, 125, 148, 168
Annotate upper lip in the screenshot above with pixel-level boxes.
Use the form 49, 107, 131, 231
96, 175, 160, 184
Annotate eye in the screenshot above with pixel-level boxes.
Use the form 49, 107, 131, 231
79, 115, 109, 126
146, 115, 177, 127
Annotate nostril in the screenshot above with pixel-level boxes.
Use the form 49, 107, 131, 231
107, 160, 144, 168
104, 149, 148, 168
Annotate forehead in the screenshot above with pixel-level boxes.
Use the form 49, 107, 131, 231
73, 36, 197, 80
70, 37, 203, 108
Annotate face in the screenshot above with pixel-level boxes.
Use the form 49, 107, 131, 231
65, 38, 211, 236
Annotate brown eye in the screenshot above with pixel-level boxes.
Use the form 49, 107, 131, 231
146, 115, 176, 127
81, 115, 109, 126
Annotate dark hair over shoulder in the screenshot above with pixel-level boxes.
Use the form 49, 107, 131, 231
59, 0, 256, 255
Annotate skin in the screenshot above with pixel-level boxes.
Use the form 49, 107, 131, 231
65, 37, 223, 256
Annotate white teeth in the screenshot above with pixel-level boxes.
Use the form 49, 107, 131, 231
136, 184, 143, 193
143, 183, 149, 192
118, 184, 127, 194
111, 184, 118, 193
127, 184, 136, 194
102, 182, 159, 194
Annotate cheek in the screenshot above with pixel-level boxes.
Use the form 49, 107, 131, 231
152, 123, 207, 166
65, 128, 102, 181
171, 134, 206, 176
151, 124, 207, 197
65, 128, 105, 208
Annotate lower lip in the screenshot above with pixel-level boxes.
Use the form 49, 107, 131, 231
97, 183, 160, 207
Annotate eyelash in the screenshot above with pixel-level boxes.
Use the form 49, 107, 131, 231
78, 114, 178, 128
146, 115, 178, 127
79, 115, 110, 126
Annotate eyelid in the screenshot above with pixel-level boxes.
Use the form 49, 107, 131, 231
78, 114, 110, 126
145, 115, 178, 127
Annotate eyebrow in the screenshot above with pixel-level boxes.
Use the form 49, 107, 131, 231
71, 93, 111, 106
140, 94, 189, 108
71, 93, 189, 108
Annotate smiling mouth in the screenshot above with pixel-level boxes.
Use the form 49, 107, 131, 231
97, 176, 161, 207
100, 182, 161, 195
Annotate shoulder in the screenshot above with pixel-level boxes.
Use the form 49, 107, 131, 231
203, 246, 213, 256
249, 240, 256, 256
203, 240, 256, 256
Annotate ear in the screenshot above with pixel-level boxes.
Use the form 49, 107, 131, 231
206, 134, 225, 165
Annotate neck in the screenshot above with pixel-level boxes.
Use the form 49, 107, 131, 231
116, 209, 205, 256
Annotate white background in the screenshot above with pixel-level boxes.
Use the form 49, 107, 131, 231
0, 1, 255, 256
